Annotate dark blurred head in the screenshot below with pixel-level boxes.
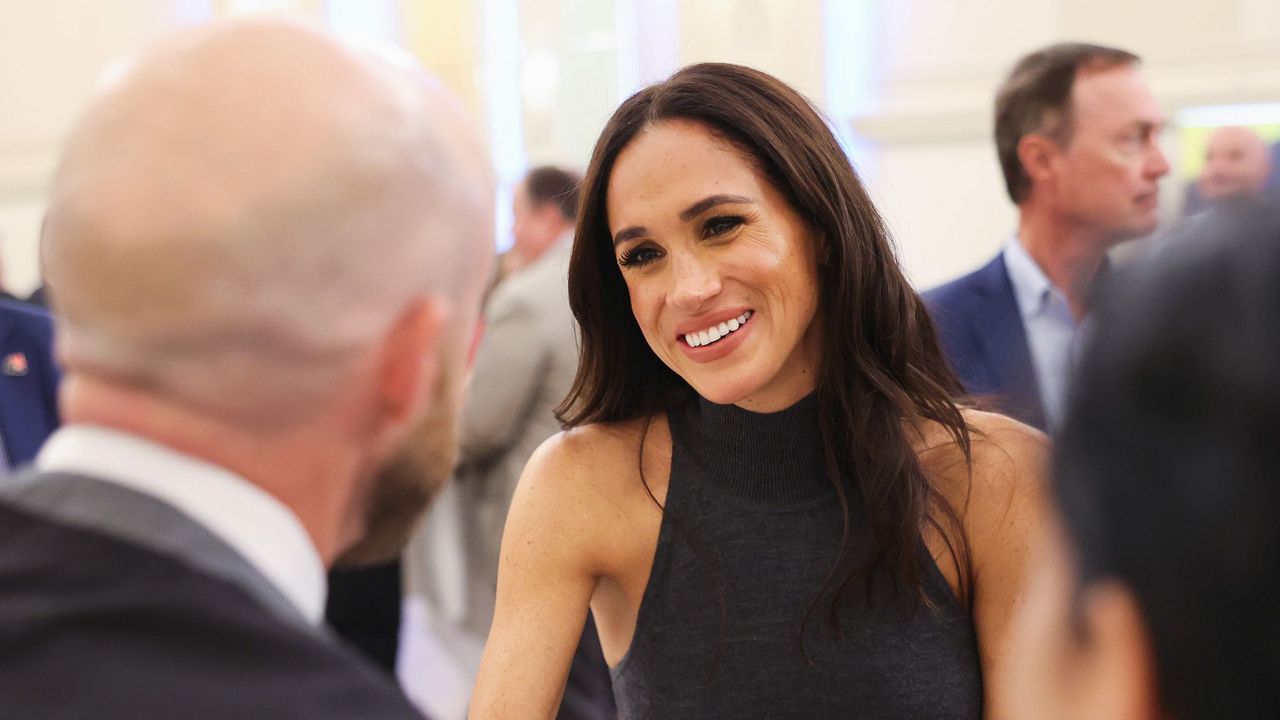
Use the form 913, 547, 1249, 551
1010, 201, 1280, 719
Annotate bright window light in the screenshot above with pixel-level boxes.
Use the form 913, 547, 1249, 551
481, 0, 526, 253
325, 0, 402, 46
1177, 103, 1280, 128
823, 0, 876, 173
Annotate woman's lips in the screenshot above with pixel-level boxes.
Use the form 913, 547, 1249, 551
676, 310, 753, 363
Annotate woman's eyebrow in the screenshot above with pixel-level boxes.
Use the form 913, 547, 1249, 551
613, 194, 755, 246
613, 226, 647, 246
679, 194, 754, 221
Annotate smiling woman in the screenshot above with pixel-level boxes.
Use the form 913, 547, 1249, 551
470, 63, 1049, 720
606, 120, 821, 411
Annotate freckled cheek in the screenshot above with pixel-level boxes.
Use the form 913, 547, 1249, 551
762, 255, 820, 326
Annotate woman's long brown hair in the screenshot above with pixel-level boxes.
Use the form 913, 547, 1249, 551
557, 63, 974, 625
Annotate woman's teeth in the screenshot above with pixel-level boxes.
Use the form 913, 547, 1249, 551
684, 311, 752, 348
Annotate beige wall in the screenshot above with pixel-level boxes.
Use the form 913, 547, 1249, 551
678, 0, 826, 105
3, 0, 1279, 294
516, 0, 622, 167
0, 0, 489, 295
0, 0, 216, 294
406, 0, 482, 119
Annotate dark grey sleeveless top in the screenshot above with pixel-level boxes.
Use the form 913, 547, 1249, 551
610, 394, 982, 719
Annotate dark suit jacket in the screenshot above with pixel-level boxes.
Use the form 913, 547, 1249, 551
923, 253, 1048, 431
0, 300, 59, 467
0, 471, 423, 719
327, 559, 402, 672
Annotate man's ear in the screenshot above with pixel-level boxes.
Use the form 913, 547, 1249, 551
377, 296, 449, 428
1077, 580, 1165, 720
1018, 133, 1060, 188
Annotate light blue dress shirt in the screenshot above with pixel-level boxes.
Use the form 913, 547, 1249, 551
1002, 237, 1079, 430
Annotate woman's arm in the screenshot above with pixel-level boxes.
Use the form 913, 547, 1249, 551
468, 432, 609, 719
955, 413, 1052, 720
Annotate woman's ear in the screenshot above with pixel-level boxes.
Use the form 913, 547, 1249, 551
813, 229, 832, 267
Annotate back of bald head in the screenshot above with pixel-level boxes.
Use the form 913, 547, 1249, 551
43, 19, 493, 424
1202, 127, 1272, 200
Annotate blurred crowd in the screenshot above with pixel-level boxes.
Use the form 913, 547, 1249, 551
0, 17, 1277, 720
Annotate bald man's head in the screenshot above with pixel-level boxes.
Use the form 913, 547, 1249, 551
43, 18, 493, 423
1200, 126, 1272, 202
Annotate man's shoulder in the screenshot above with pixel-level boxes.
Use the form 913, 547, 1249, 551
497, 247, 569, 299
0, 298, 53, 341
921, 252, 1008, 315
484, 245, 574, 334
0, 501, 420, 718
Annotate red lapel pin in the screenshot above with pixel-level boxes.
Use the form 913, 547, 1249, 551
4, 352, 29, 377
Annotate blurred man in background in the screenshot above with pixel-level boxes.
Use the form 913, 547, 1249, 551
1164, 127, 1275, 253
1182, 126, 1274, 215
925, 42, 1169, 431
1200, 126, 1272, 202
0, 18, 493, 717
492, 166, 580, 285
454, 166, 582, 579
1009, 200, 1280, 720
401, 165, 615, 719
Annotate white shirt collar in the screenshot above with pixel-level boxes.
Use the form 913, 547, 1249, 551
36, 425, 327, 624
1004, 235, 1068, 321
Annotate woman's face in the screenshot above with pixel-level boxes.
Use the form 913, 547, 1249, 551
606, 119, 822, 412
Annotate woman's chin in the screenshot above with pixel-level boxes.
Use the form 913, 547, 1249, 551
683, 367, 817, 412
685, 376, 758, 407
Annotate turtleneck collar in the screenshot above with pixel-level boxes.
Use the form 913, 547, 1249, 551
671, 392, 833, 506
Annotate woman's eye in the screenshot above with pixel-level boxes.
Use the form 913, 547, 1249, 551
704, 215, 744, 238
618, 245, 661, 268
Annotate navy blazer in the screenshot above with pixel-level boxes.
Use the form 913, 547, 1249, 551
923, 253, 1047, 431
0, 300, 60, 467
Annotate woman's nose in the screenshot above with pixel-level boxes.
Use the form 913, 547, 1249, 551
669, 251, 722, 311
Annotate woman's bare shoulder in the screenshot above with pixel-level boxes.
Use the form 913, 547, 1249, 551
916, 409, 1048, 501
541, 417, 651, 458
965, 409, 1050, 480
510, 415, 671, 576
918, 409, 1050, 589
527, 416, 667, 491
915, 410, 1046, 550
